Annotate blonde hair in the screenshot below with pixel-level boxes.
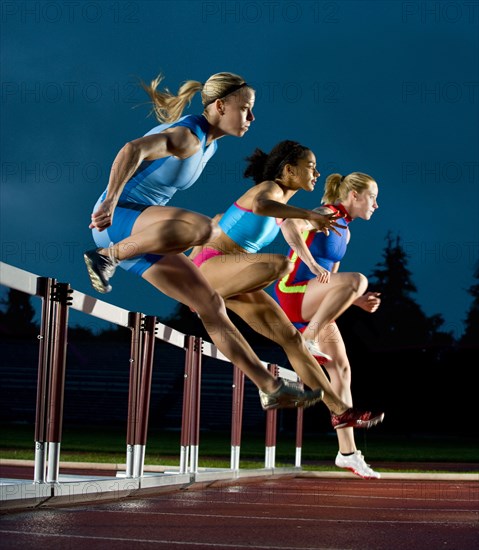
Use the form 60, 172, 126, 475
142, 72, 250, 123
322, 172, 376, 203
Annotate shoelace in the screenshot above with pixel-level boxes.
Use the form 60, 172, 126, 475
101, 255, 118, 277
357, 451, 375, 472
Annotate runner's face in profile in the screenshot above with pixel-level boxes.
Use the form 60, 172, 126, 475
354, 182, 379, 220
220, 87, 255, 137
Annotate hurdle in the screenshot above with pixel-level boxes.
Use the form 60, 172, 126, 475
0, 261, 305, 485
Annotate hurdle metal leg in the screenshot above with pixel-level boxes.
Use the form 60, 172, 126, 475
33, 278, 71, 484
34, 277, 54, 483
295, 407, 304, 468
126, 313, 157, 478
133, 315, 157, 477
230, 366, 245, 471
126, 312, 142, 478
265, 364, 278, 469
180, 336, 202, 474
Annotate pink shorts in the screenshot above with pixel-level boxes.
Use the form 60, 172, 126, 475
191, 247, 224, 267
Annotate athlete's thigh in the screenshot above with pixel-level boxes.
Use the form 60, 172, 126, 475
226, 290, 298, 336
141, 253, 216, 307
199, 253, 280, 297
132, 205, 212, 235
302, 272, 356, 317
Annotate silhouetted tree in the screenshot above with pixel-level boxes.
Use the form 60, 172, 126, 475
460, 262, 479, 347
0, 288, 38, 338
365, 232, 453, 349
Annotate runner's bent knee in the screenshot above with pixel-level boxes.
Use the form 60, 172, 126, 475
194, 215, 221, 246
194, 288, 226, 317
353, 272, 368, 294
278, 325, 304, 347
269, 254, 294, 279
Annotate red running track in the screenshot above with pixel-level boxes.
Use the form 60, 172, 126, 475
1, 476, 478, 550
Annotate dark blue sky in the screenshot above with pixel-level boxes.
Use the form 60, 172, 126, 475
1, 0, 478, 338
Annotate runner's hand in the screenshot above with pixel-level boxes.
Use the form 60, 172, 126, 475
309, 210, 346, 237
89, 199, 115, 231
356, 292, 381, 312
311, 264, 331, 284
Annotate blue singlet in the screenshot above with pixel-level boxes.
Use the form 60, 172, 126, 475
91, 114, 217, 275
218, 202, 282, 253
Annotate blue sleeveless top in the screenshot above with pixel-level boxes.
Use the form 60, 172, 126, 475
284, 204, 351, 284
109, 114, 217, 206
218, 202, 282, 253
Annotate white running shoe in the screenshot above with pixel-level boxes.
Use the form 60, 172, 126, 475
305, 339, 332, 364
335, 450, 381, 479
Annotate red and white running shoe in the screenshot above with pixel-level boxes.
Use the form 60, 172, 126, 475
331, 408, 384, 429
305, 339, 332, 364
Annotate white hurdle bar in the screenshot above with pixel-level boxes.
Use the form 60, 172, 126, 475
0, 261, 305, 480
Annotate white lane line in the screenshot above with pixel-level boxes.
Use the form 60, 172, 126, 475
87, 510, 478, 525
0, 530, 349, 550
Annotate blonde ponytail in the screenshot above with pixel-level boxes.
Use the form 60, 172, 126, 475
322, 173, 344, 203
142, 74, 203, 123
323, 172, 375, 203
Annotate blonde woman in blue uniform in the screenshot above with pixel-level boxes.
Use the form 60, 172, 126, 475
84, 72, 334, 410
275, 172, 382, 477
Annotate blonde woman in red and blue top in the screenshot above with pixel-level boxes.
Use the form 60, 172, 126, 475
189, 142, 384, 430
275, 172, 383, 478
83, 72, 327, 411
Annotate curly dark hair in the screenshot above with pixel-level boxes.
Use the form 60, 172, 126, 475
243, 140, 311, 184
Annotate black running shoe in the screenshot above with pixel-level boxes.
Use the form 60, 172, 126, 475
84, 248, 118, 293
